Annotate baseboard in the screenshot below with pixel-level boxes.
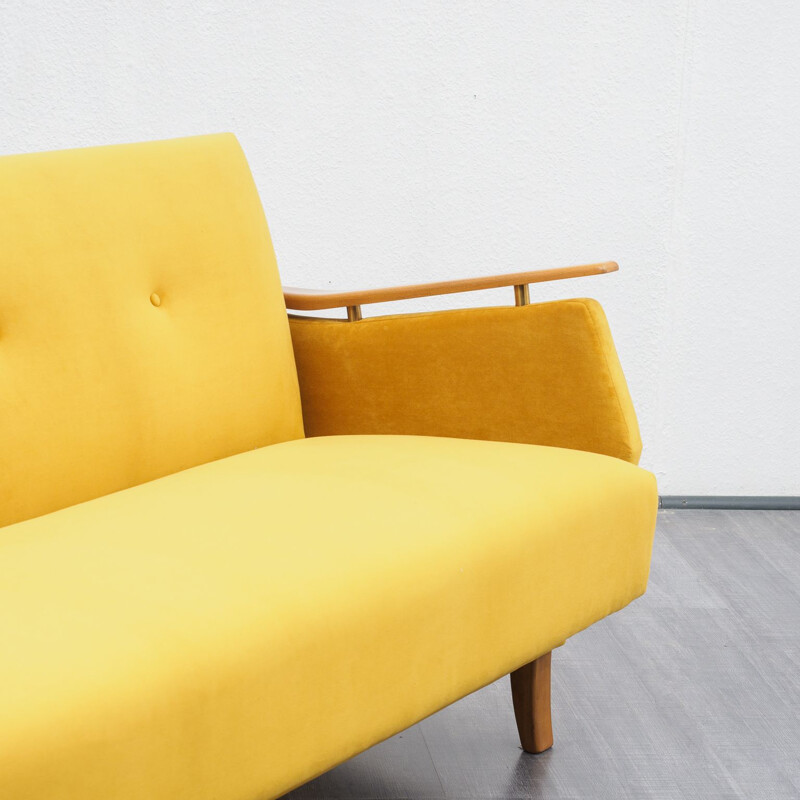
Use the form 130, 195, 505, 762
659, 496, 800, 510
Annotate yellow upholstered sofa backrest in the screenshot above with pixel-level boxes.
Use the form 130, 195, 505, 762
0, 134, 304, 528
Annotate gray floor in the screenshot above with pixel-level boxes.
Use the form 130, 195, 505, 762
284, 510, 800, 800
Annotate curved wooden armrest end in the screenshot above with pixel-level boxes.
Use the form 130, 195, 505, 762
283, 261, 618, 312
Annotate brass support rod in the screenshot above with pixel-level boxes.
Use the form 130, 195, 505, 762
346, 305, 363, 322
513, 284, 530, 306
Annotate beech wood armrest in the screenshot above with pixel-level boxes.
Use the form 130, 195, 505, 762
283, 261, 618, 319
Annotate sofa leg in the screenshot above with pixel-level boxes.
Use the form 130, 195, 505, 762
510, 651, 553, 753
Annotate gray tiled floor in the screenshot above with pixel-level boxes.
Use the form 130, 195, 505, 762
284, 510, 800, 799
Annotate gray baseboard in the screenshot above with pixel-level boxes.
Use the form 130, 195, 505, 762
659, 496, 800, 510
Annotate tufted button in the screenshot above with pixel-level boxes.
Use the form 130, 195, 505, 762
150, 292, 161, 307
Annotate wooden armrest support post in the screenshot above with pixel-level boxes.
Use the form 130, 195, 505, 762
284, 261, 618, 318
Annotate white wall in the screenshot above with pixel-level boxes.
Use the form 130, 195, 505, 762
1, 1, 797, 495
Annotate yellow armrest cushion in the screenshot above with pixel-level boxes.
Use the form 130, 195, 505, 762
290, 299, 643, 463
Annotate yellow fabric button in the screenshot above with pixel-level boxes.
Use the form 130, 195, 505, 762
150, 293, 161, 307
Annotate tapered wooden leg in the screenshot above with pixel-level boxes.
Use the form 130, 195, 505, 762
510, 651, 553, 753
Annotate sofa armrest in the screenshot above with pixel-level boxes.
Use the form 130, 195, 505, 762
284, 261, 618, 317
287, 297, 643, 464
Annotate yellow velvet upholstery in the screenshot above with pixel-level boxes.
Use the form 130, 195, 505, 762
0, 134, 303, 529
0, 435, 657, 800
0, 134, 658, 800
289, 300, 642, 465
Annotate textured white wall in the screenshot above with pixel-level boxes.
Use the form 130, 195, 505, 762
1, 1, 797, 495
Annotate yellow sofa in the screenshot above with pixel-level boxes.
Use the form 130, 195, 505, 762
0, 134, 657, 800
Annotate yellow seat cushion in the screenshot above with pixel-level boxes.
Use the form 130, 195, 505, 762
0, 435, 657, 800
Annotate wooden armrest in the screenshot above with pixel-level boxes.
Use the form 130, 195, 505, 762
283, 261, 618, 314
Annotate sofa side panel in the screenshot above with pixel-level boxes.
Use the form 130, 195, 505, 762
290, 299, 642, 463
